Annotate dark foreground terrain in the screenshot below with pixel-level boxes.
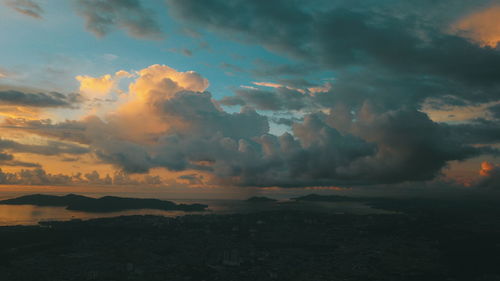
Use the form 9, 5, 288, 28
1, 196, 500, 281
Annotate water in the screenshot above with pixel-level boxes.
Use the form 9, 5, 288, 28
0, 189, 393, 226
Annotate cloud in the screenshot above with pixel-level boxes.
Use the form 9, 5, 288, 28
487, 103, 500, 119
167, 48, 193, 57
5, 64, 493, 187
0, 138, 89, 156
0, 90, 81, 108
445, 118, 500, 145
178, 173, 204, 185
220, 81, 333, 111
0, 68, 12, 79
452, 4, 500, 48
0, 152, 40, 168
2, 118, 90, 144
75, 0, 163, 39
325, 105, 482, 184
220, 86, 314, 111
0, 167, 164, 186
250, 62, 320, 79
5, 0, 43, 19
477, 161, 500, 189
76, 70, 131, 99
167, 0, 500, 108
0, 137, 88, 173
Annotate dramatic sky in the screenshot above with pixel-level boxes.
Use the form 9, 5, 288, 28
0, 0, 499, 194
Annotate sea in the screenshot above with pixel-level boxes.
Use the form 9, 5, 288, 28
0, 186, 393, 226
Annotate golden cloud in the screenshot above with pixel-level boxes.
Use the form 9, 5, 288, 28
452, 5, 500, 48
76, 70, 132, 99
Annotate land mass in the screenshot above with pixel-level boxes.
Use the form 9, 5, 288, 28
0, 194, 208, 212
2, 195, 500, 281
245, 196, 277, 203
292, 193, 358, 202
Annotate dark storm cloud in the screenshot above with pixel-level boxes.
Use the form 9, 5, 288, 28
220, 87, 314, 111
250, 62, 320, 79
167, 0, 500, 107
209, 106, 484, 187
271, 116, 303, 127
5, 0, 43, 19
160, 91, 269, 140
445, 119, 500, 145
487, 104, 500, 119
0, 90, 81, 108
326, 106, 483, 183
75, 0, 163, 39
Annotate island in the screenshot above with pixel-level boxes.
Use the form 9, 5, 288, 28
245, 196, 277, 203
292, 193, 357, 202
0, 194, 208, 213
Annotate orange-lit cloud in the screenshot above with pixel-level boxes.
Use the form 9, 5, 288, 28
0, 106, 42, 120
130, 64, 209, 97
422, 99, 500, 123
3, 62, 495, 189
251, 81, 331, 95
452, 5, 500, 48
76, 70, 132, 99
105, 64, 210, 143
476, 161, 500, 189
252, 81, 283, 88
480, 161, 497, 177
307, 82, 332, 94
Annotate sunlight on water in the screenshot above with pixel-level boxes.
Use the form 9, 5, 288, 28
0, 205, 203, 226
0, 187, 393, 226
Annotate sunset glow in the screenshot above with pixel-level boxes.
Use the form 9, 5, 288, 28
0, 0, 498, 195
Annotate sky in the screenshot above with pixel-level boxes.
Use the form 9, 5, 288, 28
0, 0, 499, 196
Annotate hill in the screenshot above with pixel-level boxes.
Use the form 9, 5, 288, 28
0, 194, 207, 213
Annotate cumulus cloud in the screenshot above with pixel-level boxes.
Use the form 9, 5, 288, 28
0, 167, 162, 186
5, 64, 493, 187
76, 70, 132, 99
76, 74, 114, 99
5, 0, 43, 19
75, 0, 163, 39
3, 1, 498, 189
